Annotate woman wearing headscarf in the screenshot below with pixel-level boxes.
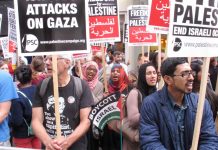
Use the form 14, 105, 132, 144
82, 61, 103, 104
82, 61, 104, 150
123, 62, 158, 150
108, 64, 129, 95
101, 64, 129, 150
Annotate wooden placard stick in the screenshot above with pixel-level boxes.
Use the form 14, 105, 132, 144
101, 43, 108, 93
188, 57, 192, 64
157, 34, 161, 73
52, 55, 61, 138
215, 73, 218, 94
147, 46, 150, 60
141, 46, 144, 60
157, 34, 164, 90
78, 60, 83, 79
191, 57, 210, 150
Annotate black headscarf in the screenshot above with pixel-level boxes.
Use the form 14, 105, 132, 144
137, 62, 157, 99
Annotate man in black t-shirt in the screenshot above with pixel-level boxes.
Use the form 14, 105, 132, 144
32, 55, 94, 150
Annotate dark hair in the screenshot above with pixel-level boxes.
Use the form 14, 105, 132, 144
149, 52, 158, 69
31, 56, 45, 72
161, 57, 188, 77
113, 50, 122, 56
137, 62, 157, 98
137, 52, 148, 61
191, 59, 218, 120
190, 59, 203, 93
15, 65, 32, 84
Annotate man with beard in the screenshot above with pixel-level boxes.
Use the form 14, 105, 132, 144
140, 57, 218, 150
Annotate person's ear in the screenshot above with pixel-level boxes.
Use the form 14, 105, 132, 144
163, 75, 173, 86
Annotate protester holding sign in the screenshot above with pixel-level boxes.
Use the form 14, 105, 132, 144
140, 57, 218, 150
32, 55, 94, 150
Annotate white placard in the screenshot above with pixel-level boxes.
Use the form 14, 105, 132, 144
167, 0, 218, 57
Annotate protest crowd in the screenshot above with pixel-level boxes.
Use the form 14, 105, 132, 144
1, 49, 218, 150
1, 0, 218, 150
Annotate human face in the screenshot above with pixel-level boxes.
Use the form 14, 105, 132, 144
145, 66, 157, 86
197, 66, 210, 83
171, 63, 194, 93
44, 56, 52, 75
0, 64, 9, 73
86, 65, 97, 81
111, 68, 120, 82
114, 54, 122, 63
57, 57, 70, 75
138, 56, 149, 66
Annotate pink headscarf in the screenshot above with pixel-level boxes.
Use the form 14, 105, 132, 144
82, 61, 99, 90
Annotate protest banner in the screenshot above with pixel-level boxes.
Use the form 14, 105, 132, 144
167, 0, 218, 57
89, 92, 121, 130
89, 0, 120, 43
166, 1, 218, 149
14, 0, 90, 138
147, 0, 169, 34
0, 37, 13, 58
8, 8, 17, 53
127, 5, 158, 46
14, 0, 89, 56
0, 14, 2, 34
91, 43, 107, 54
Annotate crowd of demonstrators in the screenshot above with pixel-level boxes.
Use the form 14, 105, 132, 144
10, 65, 41, 149
1, 46, 218, 150
0, 70, 18, 147
140, 57, 218, 149
191, 59, 218, 121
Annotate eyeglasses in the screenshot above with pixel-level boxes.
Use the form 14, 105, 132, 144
173, 70, 196, 78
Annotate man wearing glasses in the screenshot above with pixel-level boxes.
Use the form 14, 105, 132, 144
32, 55, 94, 150
140, 57, 218, 150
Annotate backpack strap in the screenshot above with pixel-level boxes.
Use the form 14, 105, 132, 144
17, 90, 32, 128
39, 77, 51, 97
73, 76, 83, 99
17, 90, 32, 106
137, 89, 142, 112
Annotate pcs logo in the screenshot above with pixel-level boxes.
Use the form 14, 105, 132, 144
173, 38, 182, 52
22, 34, 39, 52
